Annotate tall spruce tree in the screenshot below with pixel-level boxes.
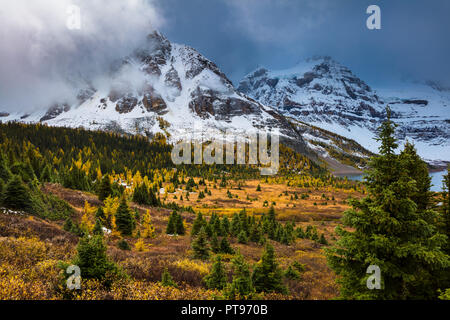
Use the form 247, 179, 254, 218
220, 237, 234, 254
443, 165, 450, 253
71, 235, 120, 282
97, 175, 113, 202
132, 182, 158, 206
3, 175, 32, 211
399, 142, 432, 212
191, 212, 206, 236
0, 152, 12, 183
115, 198, 134, 236
93, 219, 103, 236
252, 243, 287, 294
166, 211, 185, 235
210, 232, 221, 254
192, 226, 210, 260
204, 255, 227, 290
440, 166, 450, 290
225, 253, 254, 299
326, 107, 449, 300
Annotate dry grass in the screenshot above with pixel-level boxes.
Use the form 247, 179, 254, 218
0, 180, 363, 300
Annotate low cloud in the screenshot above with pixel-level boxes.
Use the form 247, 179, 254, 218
0, 0, 164, 113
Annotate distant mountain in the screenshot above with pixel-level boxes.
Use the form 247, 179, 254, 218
0, 32, 311, 157
238, 56, 450, 163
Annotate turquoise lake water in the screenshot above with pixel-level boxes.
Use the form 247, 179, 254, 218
337, 170, 446, 192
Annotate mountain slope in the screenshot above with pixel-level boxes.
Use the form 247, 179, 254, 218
238, 56, 450, 163
0, 32, 312, 157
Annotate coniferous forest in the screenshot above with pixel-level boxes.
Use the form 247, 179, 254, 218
0, 108, 449, 301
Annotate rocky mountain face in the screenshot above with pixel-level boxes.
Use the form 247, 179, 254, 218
238, 56, 450, 162
1, 32, 312, 157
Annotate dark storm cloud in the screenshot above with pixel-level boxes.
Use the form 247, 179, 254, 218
0, 0, 163, 113
1, 0, 448, 114
158, 0, 450, 86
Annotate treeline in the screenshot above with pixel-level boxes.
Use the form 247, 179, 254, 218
0, 151, 73, 220
0, 122, 349, 194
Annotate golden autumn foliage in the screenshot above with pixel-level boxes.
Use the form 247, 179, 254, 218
141, 210, 156, 239
134, 238, 149, 252
171, 259, 210, 277
80, 201, 96, 233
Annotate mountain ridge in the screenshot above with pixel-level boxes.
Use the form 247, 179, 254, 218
238, 56, 450, 162
0, 31, 313, 158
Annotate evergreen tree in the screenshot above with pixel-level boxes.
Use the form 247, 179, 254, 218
3, 175, 32, 211
204, 223, 214, 238
225, 253, 254, 299
440, 166, 450, 290
252, 244, 287, 294
221, 216, 231, 235
231, 213, 241, 236
220, 237, 234, 254
93, 219, 103, 236
64, 217, 74, 233
166, 211, 176, 235
296, 226, 305, 239
175, 212, 185, 235
442, 165, 450, 254
210, 233, 221, 254
161, 268, 178, 288
97, 175, 113, 202
166, 211, 185, 235
191, 212, 206, 236
212, 215, 223, 236
115, 198, 134, 236
71, 235, 120, 281
399, 142, 432, 211
118, 239, 131, 251
192, 227, 210, 260
319, 233, 328, 245
326, 107, 449, 300
0, 152, 12, 183
284, 265, 301, 280
40, 164, 52, 182
238, 230, 248, 244
132, 182, 158, 206
311, 227, 319, 241
204, 255, 227, 290
249, 224, 262, 243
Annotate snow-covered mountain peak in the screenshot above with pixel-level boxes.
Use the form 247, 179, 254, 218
0, 31, 312, 157
238, 57, 450, 162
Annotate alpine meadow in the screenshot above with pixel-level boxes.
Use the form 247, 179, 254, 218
0, 0, 449, 304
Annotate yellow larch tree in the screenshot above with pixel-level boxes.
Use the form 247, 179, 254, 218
80, 200, 96, 233
142, 210, 156, 239
103, 196, 121, 236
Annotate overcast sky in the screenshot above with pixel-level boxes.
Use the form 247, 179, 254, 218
1, 0, 449, 112
158, 0, 450, 86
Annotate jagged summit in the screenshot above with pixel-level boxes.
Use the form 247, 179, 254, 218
1, 31, 311, 156
238, 57, 450, 162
